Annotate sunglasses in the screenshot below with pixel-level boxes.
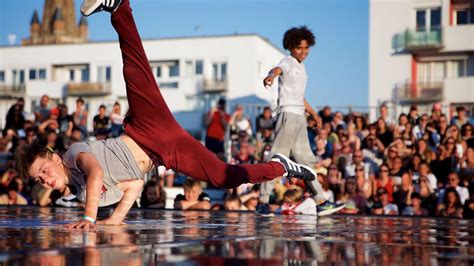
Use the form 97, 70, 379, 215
356, 168, 364, 171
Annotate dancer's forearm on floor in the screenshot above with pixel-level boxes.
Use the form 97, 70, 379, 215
78, 153, 104, 221
109, 181, 143, 223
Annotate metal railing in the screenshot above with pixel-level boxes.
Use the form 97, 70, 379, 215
66, 82, 111, 96
203, 79, 228, 93
0, 84, 26, 98
393, 81, 443, 104
393, 28, 443, 52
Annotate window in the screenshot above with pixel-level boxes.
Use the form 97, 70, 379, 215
212, 62, 228, 81
0, 70, 4, 82
29, 69, 36, 80
159, 81, 178, 89
97, 66, 111, 83
416, 10, 426, 31
81, 67, 89, 82
431, 8, 441, 29
39, 68, 46, 79
169, 62, 180, 77
156, 66, 161, 77
69, 69, 75, 81
221, 63, 227, 81
19, 70, 25, 83
195, 60, 203, 75
456, 9, 474, 25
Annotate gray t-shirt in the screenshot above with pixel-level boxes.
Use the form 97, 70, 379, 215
62, 137, 146, 207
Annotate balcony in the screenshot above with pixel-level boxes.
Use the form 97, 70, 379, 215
0, 84, 26, 98
393, 29, 443, 52
66, 82, 111, 96
443, 25, 474, 52
393, 81, 443, 104
203, 79, 228, 93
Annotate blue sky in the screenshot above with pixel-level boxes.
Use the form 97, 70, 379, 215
0, 0, 368, 108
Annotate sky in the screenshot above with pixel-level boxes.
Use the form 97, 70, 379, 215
0, 0, 369, 108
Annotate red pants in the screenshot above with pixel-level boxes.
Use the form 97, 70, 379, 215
112, 0, 285, 188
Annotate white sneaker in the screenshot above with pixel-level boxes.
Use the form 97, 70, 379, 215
80, 0, 122, 16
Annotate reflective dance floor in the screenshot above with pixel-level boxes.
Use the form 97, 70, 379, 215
0, 206, 473, 265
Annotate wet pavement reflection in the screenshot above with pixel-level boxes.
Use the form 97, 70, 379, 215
0, 206, 473, 265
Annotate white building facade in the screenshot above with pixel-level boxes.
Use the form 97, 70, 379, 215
0, 34, 284, 135
369, 0, 474, 121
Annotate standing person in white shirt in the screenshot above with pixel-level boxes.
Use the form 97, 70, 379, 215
257, 26, 345, 217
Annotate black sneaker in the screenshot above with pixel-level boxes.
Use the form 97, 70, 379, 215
270, 153, 316, 182
317, 201, 346, 217
80, 0, 122, 16
255, 203, 275, 217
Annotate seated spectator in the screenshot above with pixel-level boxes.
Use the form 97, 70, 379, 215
223, 194, 246, 211
355, 165, 372, 200
318, 106, 333, 124
256, 106, 274, 136
110, 102, 125, 138
403, 192, 428, 216
376, 118, 393, 148
372, 187, 398, 215
450, 106, 473, 128
140, 180, 166, 209
319, 173, 334, 203
414, 139, 434, 163
459, 146, 474, 182
354, 115, 369, 140
230, 105, 252, 141
431, 143, 457, 186
345, 149, 375, 179
331, 111, 346, 131
339, 177, 368, 214
0, 181, 28, 205
31, 183, 79, 207
231, 141, 257, 165
412, 161, 437, 191
276, 189, 317, 215
362, 134, 384, 168
388, 156, 404, 184
374, 164, 394, 202
314, 136, 332, 168
392, 172, 412, 212
347, 123, 361, 151
436, 187, 463, 218
438, 172, 469, 205
174, 179, 211, 210
418, 176, 438, 216
93, 105, 110, 140
461, 123, 473, 143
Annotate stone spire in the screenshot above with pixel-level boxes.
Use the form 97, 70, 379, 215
22, 0, 88, 45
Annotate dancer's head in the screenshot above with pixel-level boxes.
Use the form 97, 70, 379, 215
15, 144, 68, 190
283, 26, 316, 63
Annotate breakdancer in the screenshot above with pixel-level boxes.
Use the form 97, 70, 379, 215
15, 0, 316, 228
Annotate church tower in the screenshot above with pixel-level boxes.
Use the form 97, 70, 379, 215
22, 0, 88, 45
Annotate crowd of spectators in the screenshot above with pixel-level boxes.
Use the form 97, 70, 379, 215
1, 94, 473, 219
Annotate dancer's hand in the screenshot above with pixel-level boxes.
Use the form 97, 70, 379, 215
263, 75, 274, 88
65, 218, 96, 229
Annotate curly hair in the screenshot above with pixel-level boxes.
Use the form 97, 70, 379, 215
283, 26, 316, 50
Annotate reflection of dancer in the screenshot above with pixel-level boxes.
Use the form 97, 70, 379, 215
258, 26, 345, 216
15, 0, 316, 228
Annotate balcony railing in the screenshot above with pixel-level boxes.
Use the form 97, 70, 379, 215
67, 82, 111, 96
0, 84, 26, 98
203, 79, 228, 93
393, 81, 443, 104
393, 29, 443, 52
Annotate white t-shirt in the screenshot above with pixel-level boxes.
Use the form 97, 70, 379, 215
277, 55, 307, 115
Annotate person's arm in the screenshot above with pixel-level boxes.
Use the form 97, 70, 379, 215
188, 200, 211, 210
66, 121, 73, 137
263, 67, 283, 88
204, 110, 215, 127
65, 152, 103, 229
98, 179, 144, 225
174, 199, 199, 210
304, 99, 322, 129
